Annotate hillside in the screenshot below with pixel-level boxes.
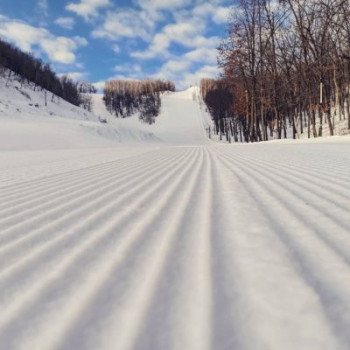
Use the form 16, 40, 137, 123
90, 87, 210, 145
0, 70, 160, 150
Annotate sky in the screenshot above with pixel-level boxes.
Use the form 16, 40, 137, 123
0, 0, 233, 90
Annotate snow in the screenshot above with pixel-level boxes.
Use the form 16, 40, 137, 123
1, 74, 350, 349
0, 71, 161, 150
90, 88, 208, 145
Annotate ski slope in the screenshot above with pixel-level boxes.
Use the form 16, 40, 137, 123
1, 87, 350, 350
90, 89, 209, 145
0, 71, 160, 149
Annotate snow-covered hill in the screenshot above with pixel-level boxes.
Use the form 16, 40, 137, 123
89, 87, 210, 145
0, 70, 160, 150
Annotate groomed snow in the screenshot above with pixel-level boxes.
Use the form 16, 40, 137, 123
0, 83, 350, 350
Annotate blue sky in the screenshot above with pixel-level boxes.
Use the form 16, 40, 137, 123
0, 0, 233, 89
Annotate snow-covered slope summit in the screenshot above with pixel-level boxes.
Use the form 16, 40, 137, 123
90, 87, 210, 145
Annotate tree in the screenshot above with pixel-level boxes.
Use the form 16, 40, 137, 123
0, 37, 84, 107
103, 79, 175, 124
214, 0, 350, 143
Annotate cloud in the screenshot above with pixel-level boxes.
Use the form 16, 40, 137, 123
128, 0, 228, 60
192, 3, 231, 24
58, 71, 88, 81
184, 47, 218, 64
92, 80, 106, 91
66, 0, 111, 20
213, 6, 231, 23
131, 33, 170, 59
162, 60, 191, 72
73, 0, 229, 88
92, 9, 158, 41
180, 65, 221, 89
114, 63, 142, 74
152, 61, 221, 89
162, 21, 204, 46
0, 17, 87, 64
119, 1, 227, 87
55, 17, 75, 30
112, 44, 120, 54
131, 21, 204, 59
131, 20, 219, 60
37, 0, 48, 16
41, 36, 87, 64
134, 0, 192, 11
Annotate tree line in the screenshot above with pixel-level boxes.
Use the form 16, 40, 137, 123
0, 37, 84, 107
201, 78, 245, 142
104, 80, 175, 124
204, 0, 350, 142
78, 82, 97, 94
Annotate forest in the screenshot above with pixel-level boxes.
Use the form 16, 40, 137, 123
202, 0, 350, 143
104, 80, 175, 124
0, 38, 83, 107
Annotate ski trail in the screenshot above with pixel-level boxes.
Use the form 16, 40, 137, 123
0, 150, 179, 243
0, 155, 190, 279
0, 148, 163, 209
0, 152, 191, 322
129, 147, 213, 350
0, 149, 197, 348
0, 148, 155, 188
215, 145, 350, 213
215, 148, 350, 260
212, 146, 350, 348
208, 147, 341, 349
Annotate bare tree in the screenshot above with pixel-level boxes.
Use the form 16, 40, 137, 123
213, 0, 350, 143
104, 79, 175, 124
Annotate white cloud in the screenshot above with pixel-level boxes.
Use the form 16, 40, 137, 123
41, 36, 87, 64
213, 6, 231, 23
134, 0, 192, 11
180, 65, 221, 89
92, 80, 106, 91
92, 9, 156, 41
125, 1, 225, 88
79, 0, 228, 89
114, 63, 142, 74
73, 36, 88, 46
192, 3, 231, 24
112, 44, 120, 54
66, 0, 111, 20
58, 71, 87, 81
91, 0, 229, 59
132, 21, 204, 59
152, 62, 220, 90
131, 33, 170, 59
163, 21, 202, 45
55, 17, 75, 30
37, 0, 48, 16
132, 19, 219, 60
162, 60, 191, 72
0, 17, 87, 64
184, 47, 218, 64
